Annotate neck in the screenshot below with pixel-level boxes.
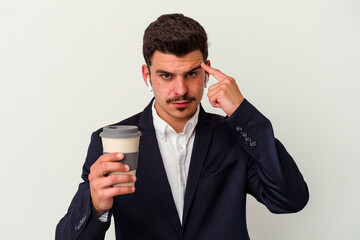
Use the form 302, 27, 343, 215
158, 112, 191, 134
169, 120, 187, 134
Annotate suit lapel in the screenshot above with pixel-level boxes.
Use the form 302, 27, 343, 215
138, 100, 182, 235
183, 106, 214, 224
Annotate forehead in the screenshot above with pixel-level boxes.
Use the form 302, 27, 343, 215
150, 50, 203, 74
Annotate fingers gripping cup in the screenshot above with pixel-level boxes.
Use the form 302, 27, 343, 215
100, 125, 142, 187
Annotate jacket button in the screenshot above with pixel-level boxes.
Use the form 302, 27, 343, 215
236, 126, 242, 132
241, 132, 247, 137
250, 141, 257, 147
245, 136, 251, 142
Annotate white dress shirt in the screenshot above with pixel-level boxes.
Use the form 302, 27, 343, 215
152, 101, 199, 224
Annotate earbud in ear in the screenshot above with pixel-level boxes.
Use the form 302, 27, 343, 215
204, 74, 209, 88
147, 77, 153, 91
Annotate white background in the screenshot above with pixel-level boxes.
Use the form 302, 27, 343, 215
1, 0, 359, 239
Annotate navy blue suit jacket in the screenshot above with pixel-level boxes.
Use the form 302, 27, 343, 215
56, 99, 309, 239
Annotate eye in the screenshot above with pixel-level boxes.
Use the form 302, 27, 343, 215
161, 73, 171, 80
186, 72, 197, 78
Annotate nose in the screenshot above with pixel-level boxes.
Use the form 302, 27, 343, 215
174, 77, 188, 96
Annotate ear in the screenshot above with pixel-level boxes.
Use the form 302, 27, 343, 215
142, 64, 150, 86
206, 60, 211, 67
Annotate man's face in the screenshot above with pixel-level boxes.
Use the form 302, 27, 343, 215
142, 50, 208, 125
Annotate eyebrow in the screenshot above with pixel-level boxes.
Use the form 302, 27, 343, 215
155, 65, 202, 75
187, 66, 202, 73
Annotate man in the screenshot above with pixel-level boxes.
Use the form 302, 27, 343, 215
56, 13, 309, 240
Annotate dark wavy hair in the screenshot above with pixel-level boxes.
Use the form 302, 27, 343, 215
143, 13, 208, 67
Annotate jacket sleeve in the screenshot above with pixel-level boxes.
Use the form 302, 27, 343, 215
56, 131, 112, 240
226, 99, 309, 213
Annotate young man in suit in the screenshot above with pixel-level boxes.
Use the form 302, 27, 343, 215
56, 13, 309, 240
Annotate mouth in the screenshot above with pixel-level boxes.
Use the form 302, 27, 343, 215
171, 101, 192, 108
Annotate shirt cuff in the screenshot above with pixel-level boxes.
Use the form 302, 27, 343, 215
98, 211, 109, 222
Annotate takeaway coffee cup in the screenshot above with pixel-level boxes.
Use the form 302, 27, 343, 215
100, 125, 142, 187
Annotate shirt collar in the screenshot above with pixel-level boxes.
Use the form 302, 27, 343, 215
152, 101, 199, 139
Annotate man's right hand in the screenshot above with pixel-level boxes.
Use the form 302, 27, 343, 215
88, 152, 136, 217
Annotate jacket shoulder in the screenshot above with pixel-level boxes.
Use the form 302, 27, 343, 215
116, 112, 143, 125
206, 112, 224, 122
201, 110, 226, 127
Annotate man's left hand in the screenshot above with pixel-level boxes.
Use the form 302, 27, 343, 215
201, 63, 244, 116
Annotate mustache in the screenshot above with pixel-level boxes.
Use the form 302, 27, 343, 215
166, 95, 196, 104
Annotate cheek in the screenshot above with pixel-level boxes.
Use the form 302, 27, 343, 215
191, 80, 205, 93
153, 82, 170, 99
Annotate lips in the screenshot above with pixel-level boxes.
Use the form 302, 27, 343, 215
171, 101, 192, 108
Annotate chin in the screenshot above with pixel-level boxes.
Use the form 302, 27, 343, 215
176, 108, 186, 112
172, 108, 196, 119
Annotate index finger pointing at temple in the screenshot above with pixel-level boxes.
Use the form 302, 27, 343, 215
201, 63, 229, 81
